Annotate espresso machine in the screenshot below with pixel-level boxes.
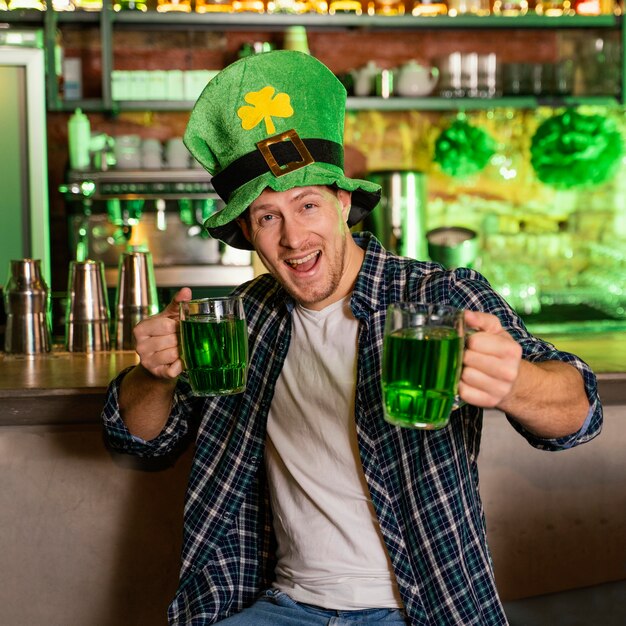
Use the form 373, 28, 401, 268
61, 169, 253, 298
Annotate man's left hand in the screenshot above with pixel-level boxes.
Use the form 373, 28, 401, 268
458, 310, 522, 409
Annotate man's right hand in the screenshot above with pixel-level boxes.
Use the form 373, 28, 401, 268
133, 287, 193, 380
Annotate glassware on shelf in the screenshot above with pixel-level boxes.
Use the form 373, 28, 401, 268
73, 0, 102, 9
157, 0, 192, 10
368, 0, 405, 14
436, 52, 464, 97
575, 35, 621, 96
306, 0, 328, 10
328, 0, 364, 13
8, 0, 46, 8
283, 26, 310, 53
492, 0, 528, 15
231, 0, 266, 10
267, 0, 320, 10
52, 0, 76, 10
572, 0, 615, 15
115, 0, 148, 9
535, 0, 572, 15
447, 0, 490, 14
196, 0, 232, 10
410, 0, 448, 15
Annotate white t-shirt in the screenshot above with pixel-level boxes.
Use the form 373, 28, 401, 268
265, 296, 403, 610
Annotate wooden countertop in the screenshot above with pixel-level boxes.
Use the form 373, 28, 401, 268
0, 350, 139, 394
541, 331, 626, 375
0, 350, 138, 427
0, 332, 624, 426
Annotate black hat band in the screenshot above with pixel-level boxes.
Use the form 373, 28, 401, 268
211, 136, 344, 202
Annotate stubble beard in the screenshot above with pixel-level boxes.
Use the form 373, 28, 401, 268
277, 234, 347, 308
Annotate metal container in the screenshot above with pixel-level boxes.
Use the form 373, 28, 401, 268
65, 259, 111, 352
427, 226, 479, 269
113, 250, 159, 350
364, 170, 428, 260
3, 258, 52, 354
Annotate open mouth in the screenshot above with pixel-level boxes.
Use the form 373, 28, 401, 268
284, 250, 321, 273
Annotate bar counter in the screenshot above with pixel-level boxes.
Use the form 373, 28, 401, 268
1, 331, 625, 426
0, 350, 138, 426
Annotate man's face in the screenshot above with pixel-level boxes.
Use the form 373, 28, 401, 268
239, 186, 362, 310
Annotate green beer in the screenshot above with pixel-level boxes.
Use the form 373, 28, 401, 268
181, 317, 247, 396
382, 326, 463, 429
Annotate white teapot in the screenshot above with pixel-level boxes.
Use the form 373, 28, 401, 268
396, 60, 439, 97
350, 61, 380, 97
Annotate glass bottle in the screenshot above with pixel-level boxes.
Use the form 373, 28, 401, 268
411, 0, 447, 14
493, 0, 528, 14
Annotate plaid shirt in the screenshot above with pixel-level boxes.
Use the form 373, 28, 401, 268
102, 233, 602, 626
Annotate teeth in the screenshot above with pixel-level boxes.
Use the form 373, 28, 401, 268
286, 251, 318, 267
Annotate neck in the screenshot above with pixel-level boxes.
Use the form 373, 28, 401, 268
335, 234, 365, 302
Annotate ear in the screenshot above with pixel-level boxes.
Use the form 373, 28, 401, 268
337, 189, 352, 222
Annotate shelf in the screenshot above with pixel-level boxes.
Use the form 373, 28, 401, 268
1, 10, 620, 30
112, 12, 621, 30
4, 9, 624, 110
48, 95, 621, 113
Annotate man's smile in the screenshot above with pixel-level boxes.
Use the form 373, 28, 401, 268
284, 250, 321, 272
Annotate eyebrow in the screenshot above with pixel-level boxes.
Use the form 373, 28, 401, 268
249, 188, 324, 214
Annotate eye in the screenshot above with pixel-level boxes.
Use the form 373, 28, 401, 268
257, 213, 277, 226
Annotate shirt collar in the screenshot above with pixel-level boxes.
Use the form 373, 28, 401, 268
350, 231, 393, 319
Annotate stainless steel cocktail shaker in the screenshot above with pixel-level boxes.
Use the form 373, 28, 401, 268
113, 250, 159, 350
65, 259, 111, 352
3, 258, 52, 354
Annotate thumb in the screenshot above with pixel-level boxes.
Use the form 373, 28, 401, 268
464, 310, 504, 335
162, 287, 192, 319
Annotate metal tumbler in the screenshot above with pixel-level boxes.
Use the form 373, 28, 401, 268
65, 259, 111, 352
3, 258, 52, 355
113, 250, 159, 350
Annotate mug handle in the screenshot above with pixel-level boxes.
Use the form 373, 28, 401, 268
452, 327, 478, 410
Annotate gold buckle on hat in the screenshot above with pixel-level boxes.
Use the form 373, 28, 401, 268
256, 129, 314, 177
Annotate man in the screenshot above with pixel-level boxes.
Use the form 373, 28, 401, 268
102, 51, 602, 625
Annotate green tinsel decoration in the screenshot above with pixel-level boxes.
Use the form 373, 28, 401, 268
434, 119, 497, 178
530, 110, 623, 189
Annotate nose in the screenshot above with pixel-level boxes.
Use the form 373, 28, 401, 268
279, 214, 307, 249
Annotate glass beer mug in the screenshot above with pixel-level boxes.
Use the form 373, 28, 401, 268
382, 303, 465, 430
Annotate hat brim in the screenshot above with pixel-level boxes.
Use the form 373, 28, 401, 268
205, 163, 381, 250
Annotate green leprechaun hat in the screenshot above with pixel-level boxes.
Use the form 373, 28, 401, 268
184, 50, 381, 250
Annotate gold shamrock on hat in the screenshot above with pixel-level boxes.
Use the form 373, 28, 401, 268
238, 86, 294, 134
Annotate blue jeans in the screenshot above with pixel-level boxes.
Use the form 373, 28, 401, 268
217, 589, 408, 625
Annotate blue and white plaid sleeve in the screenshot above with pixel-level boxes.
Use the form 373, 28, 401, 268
101, 366, 197, 458
448, 268, 603, 451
